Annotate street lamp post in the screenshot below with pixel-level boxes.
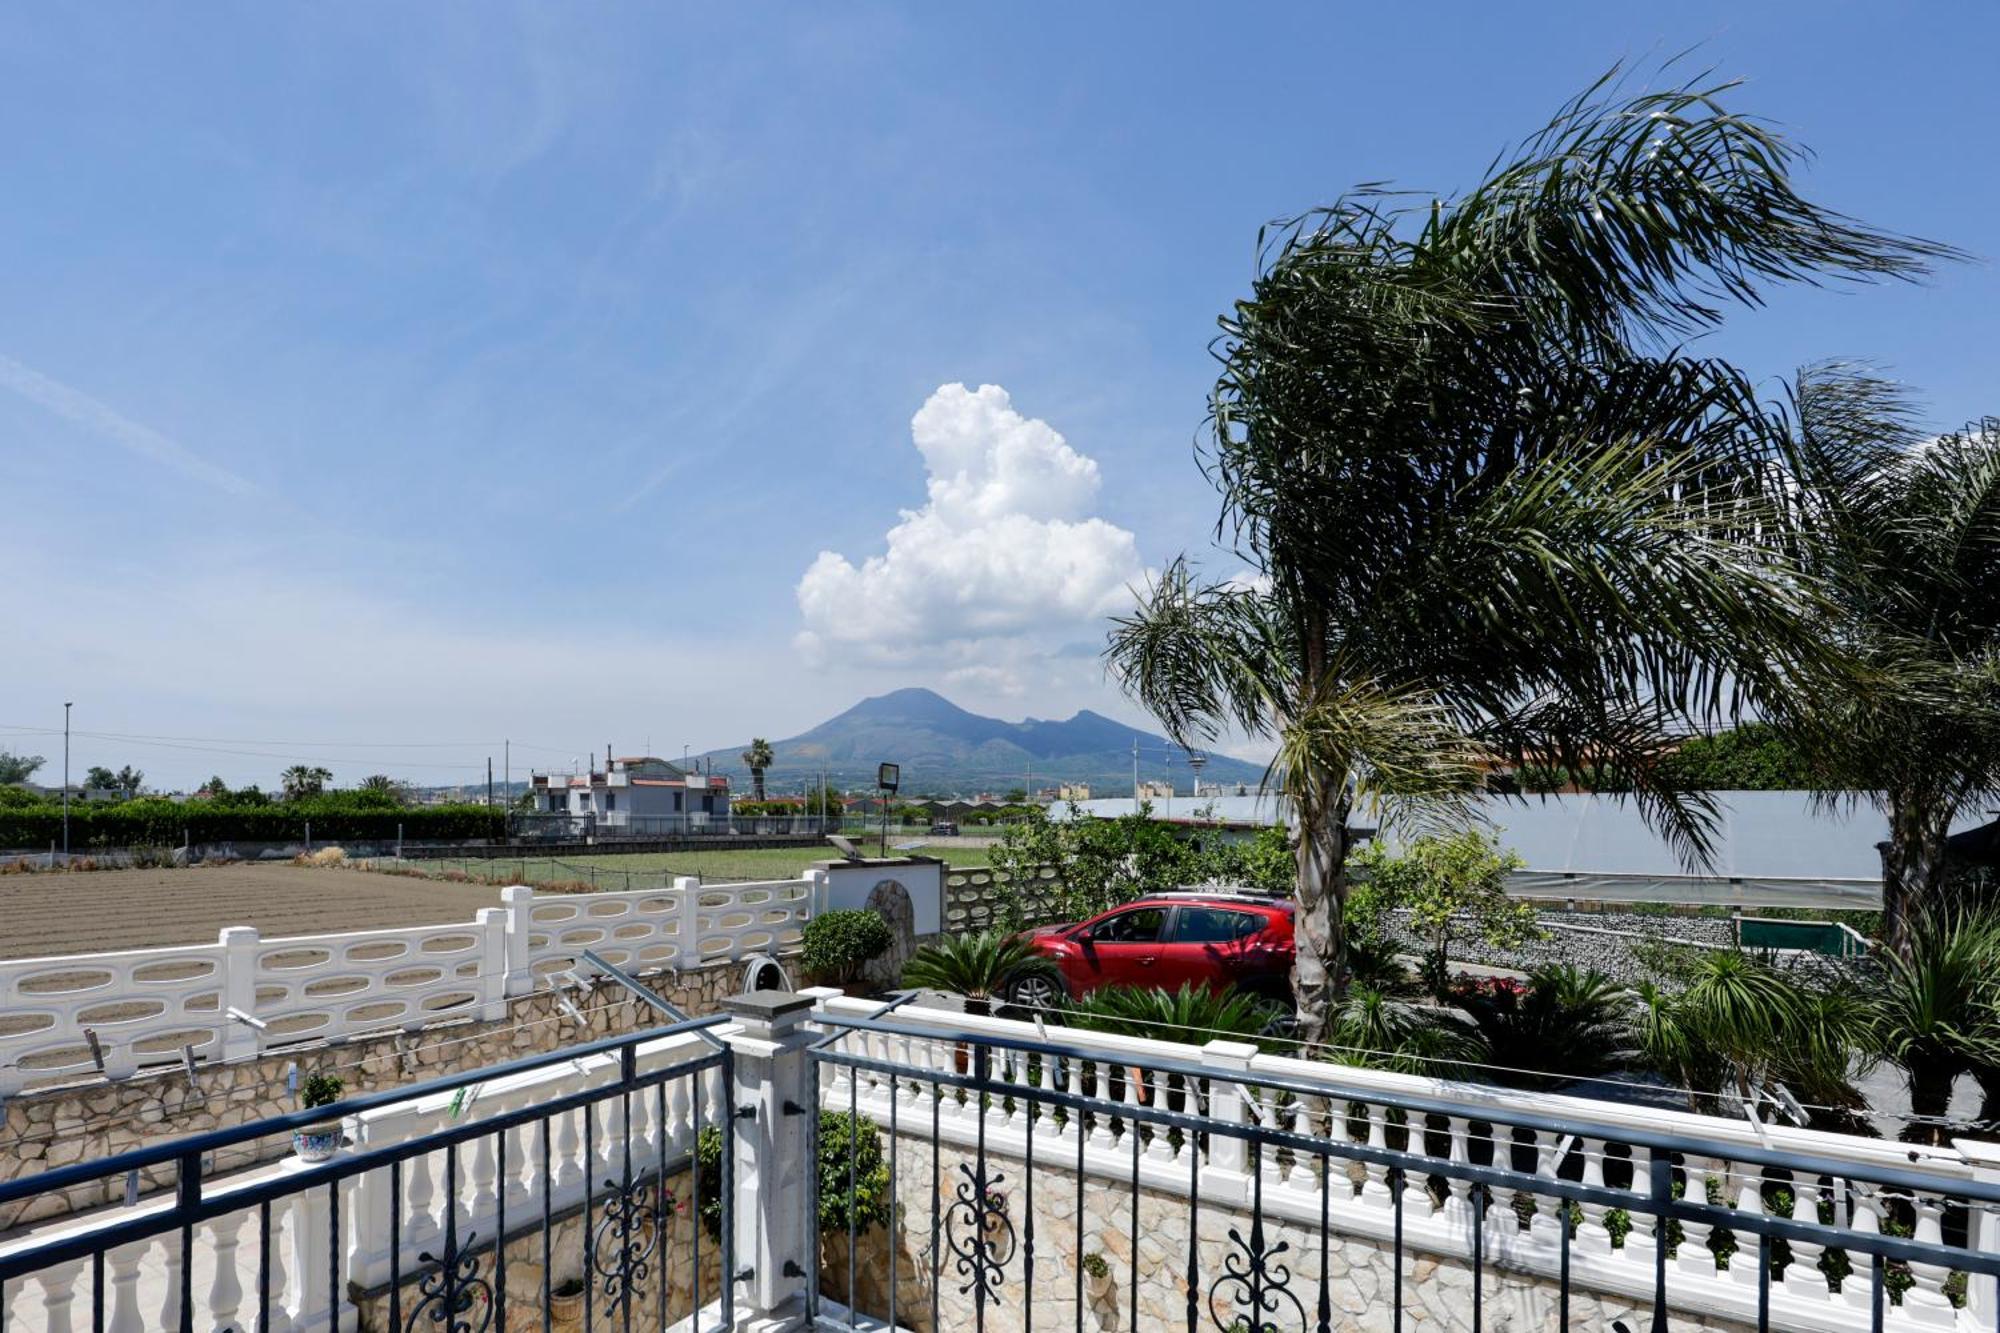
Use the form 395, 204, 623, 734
61, 702, 72, 861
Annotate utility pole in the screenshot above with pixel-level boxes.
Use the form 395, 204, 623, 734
61, 701, 72, 860
1132, 738, 1140, 805
504, 739, 509, 804
486, 757, 494, 808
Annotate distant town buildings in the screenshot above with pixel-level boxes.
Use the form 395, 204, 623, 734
530, 756, 730, 827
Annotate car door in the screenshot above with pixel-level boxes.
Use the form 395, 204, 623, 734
1155, 905, 1262, 993
1071, 905, 1171, 994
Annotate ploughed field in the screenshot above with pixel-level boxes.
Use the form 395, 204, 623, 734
0, 865, 504, 960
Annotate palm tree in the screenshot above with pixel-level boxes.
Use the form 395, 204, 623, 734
1764, 368, 2000, 954
1105, 69, 1951, 1045
900, 931, 1061, 1018
1864, 908, 2000, 1141
740, 739, 775, 802
280, 765, 333, 800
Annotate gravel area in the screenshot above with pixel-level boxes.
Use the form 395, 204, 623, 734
1388, 909, 1866, 987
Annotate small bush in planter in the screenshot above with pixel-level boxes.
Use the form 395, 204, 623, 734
292, 1072, 346, 1162
299, 1072, 344, 1113
693, 1111, 891, 1239
800, 909, 895, 987
1080, 1251, 1111, 1286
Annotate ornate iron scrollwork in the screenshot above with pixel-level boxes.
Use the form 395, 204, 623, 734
409, 1231, 494, 1333
1208, 1215, 1306, 1333
592, 1176, 662, 1314
943, 1161, 1015, 1306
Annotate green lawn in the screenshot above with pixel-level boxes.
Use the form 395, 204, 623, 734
380, 841, 992, 890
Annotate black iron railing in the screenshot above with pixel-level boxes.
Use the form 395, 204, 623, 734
0, 1016, 734, 1332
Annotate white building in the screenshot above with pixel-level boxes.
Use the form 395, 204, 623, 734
529, 755, 731, 830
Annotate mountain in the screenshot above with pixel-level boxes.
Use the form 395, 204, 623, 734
695, 687, 1268, 797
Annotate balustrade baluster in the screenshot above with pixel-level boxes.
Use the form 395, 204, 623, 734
1782, 1172, 1828, 1299
154, 1231, 183, 1331
405, 1128, 443, 1253
553, 1094, 584, 1196
1624, 1146, 1659, 1265
104, 1241, 147, 1333
38, 1258, 86, 1333
1904, 1192, 1954, 1318
1726, 1161, 1765, 1289
1677, 1154, 1719, 1278
1360, 1103, 1393, 1205
468, 1110, 500, 1222
206, 1211, 246, 1331
1841, 1181, 1880, 1312
1578, 1138, 1613, 1254
1444, 1117, 1474, 1231
1524, 1129, 1559, 1246
1085, 1061, 1116, 1152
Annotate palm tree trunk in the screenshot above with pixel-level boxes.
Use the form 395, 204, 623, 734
1881, 795, 1949, 959
1905, 1063, 1958, 1146
1292, 790, 1351, 1052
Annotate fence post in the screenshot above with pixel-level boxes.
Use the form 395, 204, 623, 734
675, 875, 703, 964
499, 885, 536, 997
1199, 1040, 1258, 1189
475, 907, 509, 1021
220, 927, 261, 1062
719, 992, 819, 1325
1959, 1138, 2000, 1324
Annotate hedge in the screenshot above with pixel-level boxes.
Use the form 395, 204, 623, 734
0, 798, 506, 850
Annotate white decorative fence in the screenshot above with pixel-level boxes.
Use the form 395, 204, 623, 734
811, 993, 2000, 1333
0, 874, 819, 1097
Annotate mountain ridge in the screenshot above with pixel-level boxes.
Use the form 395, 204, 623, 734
695, 687, 1267, 796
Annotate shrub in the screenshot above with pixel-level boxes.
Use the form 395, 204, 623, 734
299, 1073, 344, 1111
308, 846, 347, 867
1066, 982, 1284, 1050
0, 797, 504, 850
694, 1111, 890, 1239
800, 909, 895, 986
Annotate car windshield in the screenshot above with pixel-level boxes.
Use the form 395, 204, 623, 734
1086, 907, 1166, 943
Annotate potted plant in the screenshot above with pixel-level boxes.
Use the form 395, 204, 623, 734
292, 1072, 345, 1163
549, 1275, 586, 1326
800, 909, 895, 994
1080, 1251, 1112, 1299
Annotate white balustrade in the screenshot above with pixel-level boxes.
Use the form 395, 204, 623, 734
0, 876, 817, 1090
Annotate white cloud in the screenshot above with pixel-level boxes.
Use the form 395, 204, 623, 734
795, 384, 1148, 686
0, 353, 258, 497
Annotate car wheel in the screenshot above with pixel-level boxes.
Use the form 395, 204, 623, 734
1006, 972, 1066, 1014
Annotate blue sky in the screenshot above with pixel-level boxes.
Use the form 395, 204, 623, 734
2, 3, 1996, 791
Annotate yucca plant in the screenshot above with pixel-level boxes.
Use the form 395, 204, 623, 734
1457, 964, 1634, 1091
1324, 987, 1486, 1078
1865, 908, 2000, 1141
900, 931, 1061, 1018
1066, 982, 1285, 1051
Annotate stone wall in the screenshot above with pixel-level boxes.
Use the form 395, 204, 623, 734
828, 1136, 1759, 1333
0, 958, 747, 1231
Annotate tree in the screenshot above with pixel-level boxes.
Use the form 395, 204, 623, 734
1004, 787, 1028, 804
197, 775, 231, 800
740, 739, 775, 802
1105, 68, 1950, 1045
281, 765, 333, 800
84, 766, 117, 793
358, 775, 405, 806
0, 751, 44, 785
114, 766, 143, 799
1864, 907, 2000, 1141
1353, 831, 1537, 997
1764, 368, 2000, 954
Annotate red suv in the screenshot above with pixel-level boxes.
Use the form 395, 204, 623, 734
1006, 892, 1295, 1009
